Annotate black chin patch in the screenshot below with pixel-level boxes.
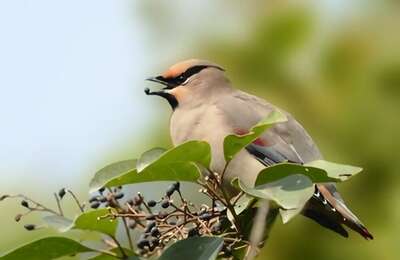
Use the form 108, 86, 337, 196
144, 88, 178, 110
163, 93, 178, 110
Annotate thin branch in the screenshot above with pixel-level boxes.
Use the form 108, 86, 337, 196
205, 167, 242, 233
220, 187, 242, 233
121, 217, 134, 251
108, 235, 127, 259
204, 182, 228, 206
245, 200, 270, 260
8, 194, 60, 215
219, 163, 229, 185
107, 195, 134, 251
138, 193, 152, 214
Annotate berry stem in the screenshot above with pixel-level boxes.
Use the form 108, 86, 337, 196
66, 190, 84, 213
53, 192, 64, 216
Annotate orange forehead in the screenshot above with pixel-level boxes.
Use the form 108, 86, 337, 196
161, 59, 198, 79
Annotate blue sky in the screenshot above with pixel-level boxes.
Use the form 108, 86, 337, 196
0, 0, 155, 191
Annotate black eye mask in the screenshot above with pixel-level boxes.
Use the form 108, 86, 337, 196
149, 65, 224, 89
159, 65, 209, 88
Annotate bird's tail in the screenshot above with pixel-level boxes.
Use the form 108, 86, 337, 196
302, 184, 373, 240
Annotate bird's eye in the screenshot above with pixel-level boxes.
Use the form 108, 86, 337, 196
176, 75, 186, 84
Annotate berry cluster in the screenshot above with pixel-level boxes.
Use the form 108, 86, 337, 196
1, 175, 250, 258
95, 182, 237, 257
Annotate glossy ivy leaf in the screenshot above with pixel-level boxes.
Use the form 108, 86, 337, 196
223, 110, 287, 163
89, 159, 137, 193
42, 215, 73, 232
255, 160, 362, 186
159, 237, 223, 260
0, 237, 93, 260
71, 209, 117, 237
233, 175, 314, 210
95, 141, 211, 189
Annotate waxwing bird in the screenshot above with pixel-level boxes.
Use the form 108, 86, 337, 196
145, 59, 373, 240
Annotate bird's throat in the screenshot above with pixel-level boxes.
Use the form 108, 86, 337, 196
144, 88, 178, 110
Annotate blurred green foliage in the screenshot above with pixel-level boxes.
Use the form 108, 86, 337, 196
139, 1, 399, 259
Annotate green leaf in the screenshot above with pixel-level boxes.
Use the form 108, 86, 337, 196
233, 195, 254, 216
71, 209, 117, 237
233, 175, 314, 210
231, 246, 248, 260
305, 160, 362, 181
255, 160, 362, 186
279, 207, 303, 223
223, 110, 287, 162
90, 159, 137, 193
227, 195, 254, 224
136, 147, 166, 172
159, 237, 223, 260
42, 215, 73, 232
237, 160, 362, 223
106, 163, 198, 188
0, 237, 93, 260
89, 248, 138, 260
255, 163, 338, 186
135, 141, 211, 173
102, 141, 211, 188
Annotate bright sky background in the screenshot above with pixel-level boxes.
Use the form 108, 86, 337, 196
0, 0, 155, 191
0, 0, 356, 193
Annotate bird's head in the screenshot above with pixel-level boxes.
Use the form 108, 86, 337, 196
145, 59, 229, 109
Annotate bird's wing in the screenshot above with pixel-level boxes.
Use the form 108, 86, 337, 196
218, 90, 322, 164
217, 90, 373, 239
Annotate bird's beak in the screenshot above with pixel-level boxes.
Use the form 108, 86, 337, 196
145, 76, 178, 109
145, 75, 171, 96
146, 76, 175, 89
